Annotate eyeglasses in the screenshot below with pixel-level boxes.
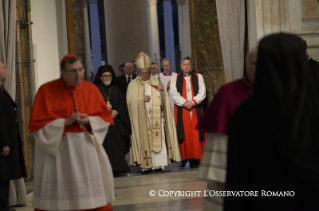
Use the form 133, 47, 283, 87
140, 72, 149, 76
63, 68, 85, 75
101, 74, 112, 78
150, 68, 157, 70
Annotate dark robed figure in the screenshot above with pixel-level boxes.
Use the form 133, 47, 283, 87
224, 33, 319, 211
95, 66, 131, 174
0, 62, 26, 211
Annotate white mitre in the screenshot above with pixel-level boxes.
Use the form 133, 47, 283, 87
135, 52, 152, 70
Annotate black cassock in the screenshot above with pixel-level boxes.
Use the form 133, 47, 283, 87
97, 83, 131, 174
0, 87, 26, 181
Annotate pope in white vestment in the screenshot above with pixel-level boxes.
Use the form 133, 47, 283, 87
127, 52, 181, 172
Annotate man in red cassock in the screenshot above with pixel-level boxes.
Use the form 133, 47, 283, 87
28, 54, 114, 211
170, 56, 207, 168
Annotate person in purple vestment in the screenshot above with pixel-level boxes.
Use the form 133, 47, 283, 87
196, 47, 258, 211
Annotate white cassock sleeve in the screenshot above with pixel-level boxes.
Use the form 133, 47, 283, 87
193, 74, 206, 105
32, 119, 65, 157
33, 117, 110, 157
169, 74, 187, 106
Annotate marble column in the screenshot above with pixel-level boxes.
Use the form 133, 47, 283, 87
83, 1, 92, 80
147, 0, 160, 65
177, 0, 191, 58
88, 0, 102, 76
104, 0, 149, 75
176, 0, 185, 59
185, 0, 191, 57
163, 0, 176, 72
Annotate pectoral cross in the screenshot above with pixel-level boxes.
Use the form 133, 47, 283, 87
187, 86, 190, 93
148, 107, 152, 114
153, 121, 161, 136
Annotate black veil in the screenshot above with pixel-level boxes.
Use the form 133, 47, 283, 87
93, 64, 118, 85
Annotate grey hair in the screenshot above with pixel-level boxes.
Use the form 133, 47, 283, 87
124, 62, 133, 67
161, 58, 172, 66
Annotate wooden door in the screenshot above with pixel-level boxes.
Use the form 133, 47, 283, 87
16, 0, 36, 181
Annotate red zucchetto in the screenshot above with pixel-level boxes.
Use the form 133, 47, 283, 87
60, 54, 77, 65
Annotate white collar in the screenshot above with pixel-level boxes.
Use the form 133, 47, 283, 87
126, 74, 133, 78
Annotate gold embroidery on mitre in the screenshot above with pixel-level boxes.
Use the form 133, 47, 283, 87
136, 52, 152, 71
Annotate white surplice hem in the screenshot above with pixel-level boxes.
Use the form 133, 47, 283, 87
32, 117, 114, 210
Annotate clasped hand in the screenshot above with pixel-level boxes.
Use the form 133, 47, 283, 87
66, 112, 89, 126
184, 101, 194, 110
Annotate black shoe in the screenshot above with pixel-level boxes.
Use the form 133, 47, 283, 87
9, 209, 16, 211
189, 159, 199, 168
190, 163, 199, 168
154, 168, 162, 172
141, 169, 152, 174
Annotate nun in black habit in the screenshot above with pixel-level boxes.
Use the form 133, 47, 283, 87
224, 33, 319, 211
94, 65, 131, 175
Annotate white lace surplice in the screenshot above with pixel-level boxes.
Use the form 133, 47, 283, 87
32, 117, 114, 210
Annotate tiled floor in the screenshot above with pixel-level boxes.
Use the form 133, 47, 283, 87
15, 167, 206, 211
